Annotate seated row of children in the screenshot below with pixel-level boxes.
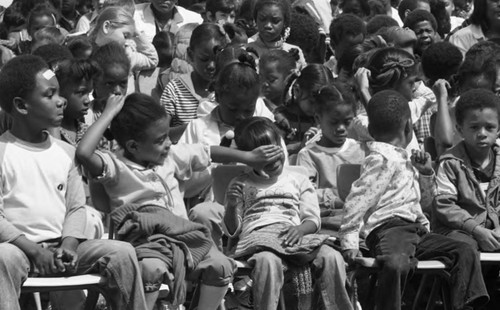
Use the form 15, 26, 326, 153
2, 44, 500, 310
3, 5, 500, 310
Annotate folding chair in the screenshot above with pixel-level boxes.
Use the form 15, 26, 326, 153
337, 164, 452, 310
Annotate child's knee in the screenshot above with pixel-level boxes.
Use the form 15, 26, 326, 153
188, 202, 224, 227
200, 256, 236, 286
313, 245, 345, 270
249, 251, 283, 271
381, 254, 412, 274
140, 258, 170, 292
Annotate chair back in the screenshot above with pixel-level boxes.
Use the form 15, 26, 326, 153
212, 165, 248, 205
336, 164, 362, 201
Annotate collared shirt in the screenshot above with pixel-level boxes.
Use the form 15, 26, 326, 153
133, 3, 203, 43
94, 143, 211, 219
339, 141, 434, 250
448, 23, 485, 57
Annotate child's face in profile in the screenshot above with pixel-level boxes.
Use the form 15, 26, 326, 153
61, 78, 93, 121
316, 103, 355, 147
94, 63, 128, 105
457, 108, 499, 156
99, 24, 135, 47
25, 70, 67, 129
131, 116, 172, 167
218, 87, 259, 126
260, 60, 286, 104
395, 74, 417, 101
256, 4, 284, 43
295, 88, 315, 117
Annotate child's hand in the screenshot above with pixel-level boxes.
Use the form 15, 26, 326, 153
473, 226, 500, 251
53, 247, 79, 274
411, 150, 433, 176
281, 225, 305, 247
32, 247, 60, 276
342, 249, 361, 265
103, 94, 125, 116
248, 145, 283, 170
226, 181, 245, 208
354, 67, 371, 92
302, 126, 320, 147
432, 79, 450, 101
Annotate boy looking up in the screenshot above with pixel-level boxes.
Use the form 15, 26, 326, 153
339, 90, 488, 310
434, 89, 500, 251
0, 55, 147, 310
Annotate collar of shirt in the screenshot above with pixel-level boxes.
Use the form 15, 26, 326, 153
367, 141, 408, 162
116, 150, 155, 171
470, 23, 485, 40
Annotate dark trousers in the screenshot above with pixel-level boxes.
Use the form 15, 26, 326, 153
366, 218, 489, 310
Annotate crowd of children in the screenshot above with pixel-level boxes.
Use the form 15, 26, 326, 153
3, 0, 500, 309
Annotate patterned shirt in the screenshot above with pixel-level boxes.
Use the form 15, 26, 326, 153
161, 74, 205, 127
339, 141, 434, 250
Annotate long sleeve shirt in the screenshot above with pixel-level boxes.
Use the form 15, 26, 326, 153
222, 166, 320, 239
339, 141, 434, 250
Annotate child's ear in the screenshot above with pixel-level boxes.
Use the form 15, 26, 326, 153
13, 97, 28, 116
102, 20, 111, 34
404, 118, 412, 139
206, 11, 214, 22
125, 139, 139, 154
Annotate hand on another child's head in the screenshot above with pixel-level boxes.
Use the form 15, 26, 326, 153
248, 145, 283, 170
410, 150, 433, 176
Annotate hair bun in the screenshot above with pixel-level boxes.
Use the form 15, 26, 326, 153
238, 53, 256, 70
288, 48, 300, 62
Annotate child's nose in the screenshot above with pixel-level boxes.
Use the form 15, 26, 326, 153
57, 96, 67, 109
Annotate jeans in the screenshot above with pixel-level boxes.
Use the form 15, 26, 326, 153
248, 245, 353, 310
366, 218, 489, 310
0, 239, 148, 310
189, 202, 225, 251
140, 245, 236, 290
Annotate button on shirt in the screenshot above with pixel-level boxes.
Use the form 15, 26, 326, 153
339, 141, 434, 250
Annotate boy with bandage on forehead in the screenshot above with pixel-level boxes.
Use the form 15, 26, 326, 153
0, 55, 148, 310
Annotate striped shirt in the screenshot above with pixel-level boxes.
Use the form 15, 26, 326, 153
160, 74, 205, 127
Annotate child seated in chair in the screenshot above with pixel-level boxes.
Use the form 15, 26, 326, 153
434, 89, 500, 252
0, 55, 148, 310
223, 117, 353, 310
339, 90, 489, 310
76, 92, 282, 310
296, 84, 368, 232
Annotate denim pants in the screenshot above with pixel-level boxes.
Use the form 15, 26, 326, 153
366, 218, 489, 310
0, 239, 148, 310
189, 202, 225, 251
248, 245, 353, 310
140, 244, 236, 291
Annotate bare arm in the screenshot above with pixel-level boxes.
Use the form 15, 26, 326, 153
432, 80, 454, 155
76, 95, 125, 177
